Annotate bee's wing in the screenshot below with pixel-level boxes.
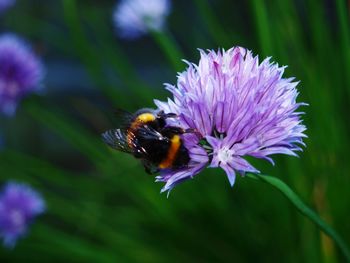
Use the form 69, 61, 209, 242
114, 108, 134, 128
137, 125, 168, 142
101, 128, 134, 154
101, 128, 150, 157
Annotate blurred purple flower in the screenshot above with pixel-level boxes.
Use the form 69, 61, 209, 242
0, 34, 44, 116
113, 0, 171, 39
0, 0, 15, 13
155, 47, 307, 192
0, 182, 45, 248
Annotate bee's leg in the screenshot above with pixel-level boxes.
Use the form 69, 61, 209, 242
142, 160, 159, 175
161, 126, 197, 137
184, 128, 197, 133
145, 166, 160, 175
144, 166, 153, 175
181, 128, 200, 138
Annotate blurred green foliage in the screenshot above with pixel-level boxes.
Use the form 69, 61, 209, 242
0, 0, 350, 262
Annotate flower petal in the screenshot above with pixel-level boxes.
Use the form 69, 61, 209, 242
230, 156, 260, 174
220, 164, 236, 186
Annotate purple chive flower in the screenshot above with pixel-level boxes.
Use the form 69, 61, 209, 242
0, 182, 45, 248
0, 34, 44, 116
0, 0, 15, 13
113, 0, 171, 39
154, 47, 307, 192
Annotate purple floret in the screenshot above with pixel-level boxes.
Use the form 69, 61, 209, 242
0, 182, 45, 248
0, 34, 44, 116
113, 0, 171, 39
0, 0, 15, 13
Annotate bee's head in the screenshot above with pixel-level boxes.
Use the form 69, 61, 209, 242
156, 110, 178, 128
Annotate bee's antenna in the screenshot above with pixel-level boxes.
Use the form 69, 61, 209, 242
157, 110, 178, 119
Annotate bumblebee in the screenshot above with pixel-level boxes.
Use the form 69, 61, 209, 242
102, 108, 191, 174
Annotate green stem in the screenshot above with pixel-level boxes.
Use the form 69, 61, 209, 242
192, 0, 233, 48
62, 0, 123, 106
250, 0, 273, 56
24, 99, 107, 166
246, 173, 350, 262
151, 30, 185, 72
83, 6, 154, 105
335, 0, 350, 89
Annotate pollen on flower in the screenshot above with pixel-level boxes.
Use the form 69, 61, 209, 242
217, 147, 234, 165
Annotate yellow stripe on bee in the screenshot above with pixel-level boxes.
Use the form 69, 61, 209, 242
159, 135, 181, 169
127, 113, 156, 148
135, 113, 156, 123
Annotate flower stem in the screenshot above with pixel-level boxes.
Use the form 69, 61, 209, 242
246, 173, 350, 262
62, 0, 122, 106
151, 30, 184, 72
83, 6, 154, 105
335, 0, 350, 90
24, 99, 107, 165
250, 0, 273, 56
192, 0, 233, 48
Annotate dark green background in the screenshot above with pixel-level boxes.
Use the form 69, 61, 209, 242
0, 0, 349, 262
